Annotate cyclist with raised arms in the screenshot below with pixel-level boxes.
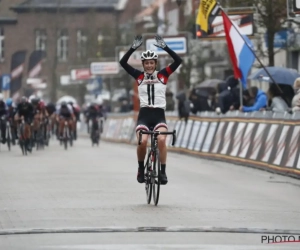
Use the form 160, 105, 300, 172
119, 34, 182, 185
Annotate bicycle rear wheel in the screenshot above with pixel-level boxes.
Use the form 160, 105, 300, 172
19, 124, 27, 156
6, 126, 11, 151
64, 127, 68, 150
91, 126, 96, 146
152, 149, 161, 206
145, 150, 152, 204
69, 132, 73, 147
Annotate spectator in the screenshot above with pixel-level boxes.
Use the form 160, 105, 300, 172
120, 100, 129, 112
176, 91, 190, 123
189, 92, 212, 113
217, 76, 239, 113
207, 89, 217, 111
230, 89, 253, 111
292, 77, 300, 111
265, 84, 289, 112
166, 87, 175, 111
240, 86, 267, 112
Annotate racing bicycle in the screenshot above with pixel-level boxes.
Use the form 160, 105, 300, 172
138, 129, 176, 206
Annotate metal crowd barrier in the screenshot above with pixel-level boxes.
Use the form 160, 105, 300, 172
102, 111, 300, 178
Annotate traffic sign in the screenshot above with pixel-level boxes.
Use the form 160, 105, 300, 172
90, 62, 119, 75
145, 37, 187, 55
2, 74, 11, 91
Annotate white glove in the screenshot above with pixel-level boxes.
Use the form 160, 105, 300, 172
131, 35, 143, 50
153, 34, 167, 49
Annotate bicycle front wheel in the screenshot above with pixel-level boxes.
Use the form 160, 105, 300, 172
145, 151, 152, 204
152, 149, 161, 206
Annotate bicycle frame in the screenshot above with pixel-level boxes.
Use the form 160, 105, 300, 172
138, 129, 177, 175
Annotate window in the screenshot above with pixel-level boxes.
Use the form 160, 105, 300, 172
77, 29, 87, 59
57, 29, 68, 61
0, 28, 4, 61
35, 29, 47, 51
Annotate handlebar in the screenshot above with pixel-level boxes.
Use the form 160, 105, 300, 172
138, 130, 176, 146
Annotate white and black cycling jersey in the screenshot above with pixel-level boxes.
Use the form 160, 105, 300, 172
119, 47, 182, 110
137, 71, 169, 109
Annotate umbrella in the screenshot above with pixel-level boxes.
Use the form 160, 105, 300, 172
248, 67, 300, 85
193, 79, 222, 97
176, 90, 186, 101
194, 79, 223, 89
57, 95, 77, 104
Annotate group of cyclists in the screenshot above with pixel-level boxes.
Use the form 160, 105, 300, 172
0, 93, 106, 153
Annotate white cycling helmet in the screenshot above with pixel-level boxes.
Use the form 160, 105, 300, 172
29, 95, 36, 103
141, 50, 158, 61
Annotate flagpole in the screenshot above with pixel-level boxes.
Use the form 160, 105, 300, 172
219, 5, 283, 94
239, 79, 243, 107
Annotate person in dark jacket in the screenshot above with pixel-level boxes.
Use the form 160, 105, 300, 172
176, 91, 190, 123
217, 76, 239, 113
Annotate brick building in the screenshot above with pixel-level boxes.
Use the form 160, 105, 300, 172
0, 0, 188, 103
0, 0, 129, 101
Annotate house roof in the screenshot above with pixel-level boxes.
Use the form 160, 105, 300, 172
11, 0, 122, 10
0, 0, 24, 19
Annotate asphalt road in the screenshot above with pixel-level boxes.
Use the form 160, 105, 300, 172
0, 135, 300, 249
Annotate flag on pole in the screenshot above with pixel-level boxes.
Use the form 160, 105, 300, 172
196, 0, 220, 33
222, 11, 255, 88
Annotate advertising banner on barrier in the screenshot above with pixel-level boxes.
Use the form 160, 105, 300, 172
220, 121, 235, 155
195, 121, 209, 151
174, 120, 184, 148
102, 119, 110, 139
126, 118, 135, 142
238, 123, 256, 159
113, 119, 123, 138
107, 119, 117, 139
102, 113, 300, 178
272, 125, 291, 166
188, 121, 201, 150
202, 122, 218, 153
119, 118, 134, 142
249, 123, 267, 160
260, 124, 279, 163
211, 121, 227, 154
229, 122, 247, 157
181, 120, 193, 148
118, 119, 126, 140
283, 126, 300, 168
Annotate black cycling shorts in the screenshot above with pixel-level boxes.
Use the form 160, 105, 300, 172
59, 113, 71, 119
136, 107, 168, 132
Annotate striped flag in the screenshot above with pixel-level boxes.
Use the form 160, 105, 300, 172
222, 11, 255, 88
